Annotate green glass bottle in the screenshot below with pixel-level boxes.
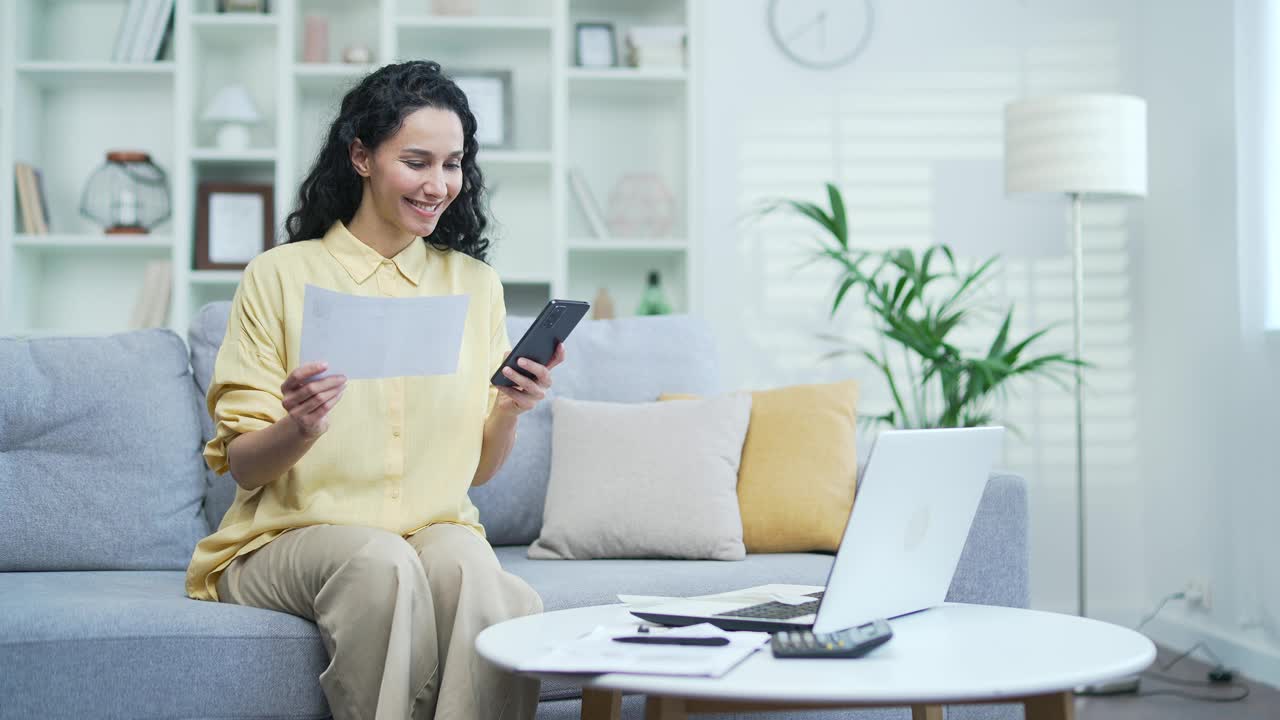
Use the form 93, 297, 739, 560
635, 270, 672, 316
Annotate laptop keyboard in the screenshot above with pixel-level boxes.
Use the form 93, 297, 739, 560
714, 591, 825, 620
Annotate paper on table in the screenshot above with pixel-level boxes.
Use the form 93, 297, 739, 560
691, 584, 824, 606
617, 595, 680, 608
517, 622, 769, 677
299, 284, 470, 380
618, 585, 822, 610
762, 593, 819, 606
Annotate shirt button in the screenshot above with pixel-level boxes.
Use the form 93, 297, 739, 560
392, 429, 401, 438
391, 489, 400, 499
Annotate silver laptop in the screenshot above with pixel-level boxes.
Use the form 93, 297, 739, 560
631, 427, 1004, 634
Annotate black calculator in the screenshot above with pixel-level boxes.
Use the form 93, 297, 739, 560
770, 619, 893, 659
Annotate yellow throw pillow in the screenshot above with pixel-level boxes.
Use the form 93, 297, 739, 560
660, 380, 859, 553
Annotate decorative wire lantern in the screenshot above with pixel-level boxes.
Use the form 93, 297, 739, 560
79, 151, 171, 234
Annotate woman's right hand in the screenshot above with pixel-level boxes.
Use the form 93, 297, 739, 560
281, 361, 347, 438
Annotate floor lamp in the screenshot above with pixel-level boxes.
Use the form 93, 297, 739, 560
1003, 95, 1148, 625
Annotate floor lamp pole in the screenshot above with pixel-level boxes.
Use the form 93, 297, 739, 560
1070, 192, 1088, 619
1072, 193, 1142, 697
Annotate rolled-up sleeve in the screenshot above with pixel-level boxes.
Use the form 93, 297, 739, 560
486, 272, 513, 418
203, 260, 288, 475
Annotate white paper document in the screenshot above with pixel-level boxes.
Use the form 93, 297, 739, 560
299, 284, 470, 380
517, 622, 769, 677
620, 584, 824, 609
616, 595, 681, 608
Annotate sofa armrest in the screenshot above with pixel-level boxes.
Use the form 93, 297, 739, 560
945, 472, 1029, 609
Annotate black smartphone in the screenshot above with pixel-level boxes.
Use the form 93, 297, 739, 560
491, 299, 590, 387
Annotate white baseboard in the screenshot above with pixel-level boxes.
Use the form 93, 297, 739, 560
1144, 611, 1280, 689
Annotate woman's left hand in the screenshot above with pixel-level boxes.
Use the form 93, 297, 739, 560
495, 343, 566, 416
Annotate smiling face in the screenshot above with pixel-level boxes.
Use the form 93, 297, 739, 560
350, 105, 466, 240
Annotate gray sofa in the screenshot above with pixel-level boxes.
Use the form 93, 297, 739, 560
0, 303, 1029, 720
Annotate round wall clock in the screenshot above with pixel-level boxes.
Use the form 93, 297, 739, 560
767, 0, 874, 70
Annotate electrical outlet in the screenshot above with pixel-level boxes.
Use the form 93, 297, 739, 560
1184, 579, 1212, 610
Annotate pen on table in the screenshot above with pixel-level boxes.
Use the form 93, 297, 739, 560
611, 636, 730, 646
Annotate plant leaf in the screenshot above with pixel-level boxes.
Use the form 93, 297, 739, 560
890, 275, 909, 307
826, 182, 849, 249
831, 275, 859, 317
986, 310, 1013, 360
939, 255, 998, 319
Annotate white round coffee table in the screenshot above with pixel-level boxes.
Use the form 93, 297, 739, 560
477, 602, 1155, 720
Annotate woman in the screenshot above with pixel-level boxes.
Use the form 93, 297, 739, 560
185, 60, 559, 720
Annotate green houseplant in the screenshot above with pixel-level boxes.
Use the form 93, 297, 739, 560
758, 183, 1083, 429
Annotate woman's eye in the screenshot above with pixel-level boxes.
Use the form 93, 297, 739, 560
445, 163, 462, 170
403, 160, 425, 169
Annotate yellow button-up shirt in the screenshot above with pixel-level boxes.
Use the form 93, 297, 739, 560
185, 221, 511, 601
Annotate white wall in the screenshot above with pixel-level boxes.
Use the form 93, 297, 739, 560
1136, 0, 1280, 686
698, 0, 1280, 685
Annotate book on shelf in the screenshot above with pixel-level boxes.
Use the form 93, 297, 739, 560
32, 168, 51, 234
568, 168, 610, 240
111, 0, 144, 62
113, 0, 175, 63
142, 0, 176, 62
14, 163, 50, 235
14, 164, 36, 234
130, 259, 172, 330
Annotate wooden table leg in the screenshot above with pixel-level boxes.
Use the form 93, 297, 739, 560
581, 688, 622, 720
911, 705, 944, 720
1024, 691, 1075, 720
644, 695, 689, 720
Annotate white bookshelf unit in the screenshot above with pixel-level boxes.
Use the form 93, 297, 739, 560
0, 0, 700, 338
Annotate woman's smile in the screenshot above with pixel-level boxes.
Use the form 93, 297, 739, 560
404, 196, 443, 219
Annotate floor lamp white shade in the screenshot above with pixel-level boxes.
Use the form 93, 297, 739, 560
1005, 94, 1148, 197
1003, 93, 1147, 620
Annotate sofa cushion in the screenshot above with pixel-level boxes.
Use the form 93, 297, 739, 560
0, 570, 328, 719
0, 330, 208, 570
530, 394, 752, 561
188, 301, 238, 531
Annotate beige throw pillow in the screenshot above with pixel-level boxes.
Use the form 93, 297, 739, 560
529, 394, 753, 561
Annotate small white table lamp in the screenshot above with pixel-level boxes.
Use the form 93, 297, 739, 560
1003, 94, 1147, 620
202, 84, 260, 152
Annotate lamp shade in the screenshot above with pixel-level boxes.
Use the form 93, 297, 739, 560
1004, 94, 1147, 197
201, 84, 260, 124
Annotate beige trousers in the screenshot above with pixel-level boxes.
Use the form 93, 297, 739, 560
216, 523, 542, 720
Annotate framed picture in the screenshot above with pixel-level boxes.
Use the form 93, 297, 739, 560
452, 70, 513, 149
195, 182, 274, 270
576, 22, 617, 67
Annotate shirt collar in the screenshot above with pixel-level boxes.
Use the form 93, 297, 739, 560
321, 220, 426, 286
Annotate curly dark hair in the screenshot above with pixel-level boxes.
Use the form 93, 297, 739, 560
284, 60, 491, 262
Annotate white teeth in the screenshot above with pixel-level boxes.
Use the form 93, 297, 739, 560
408, 199, 440, 212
